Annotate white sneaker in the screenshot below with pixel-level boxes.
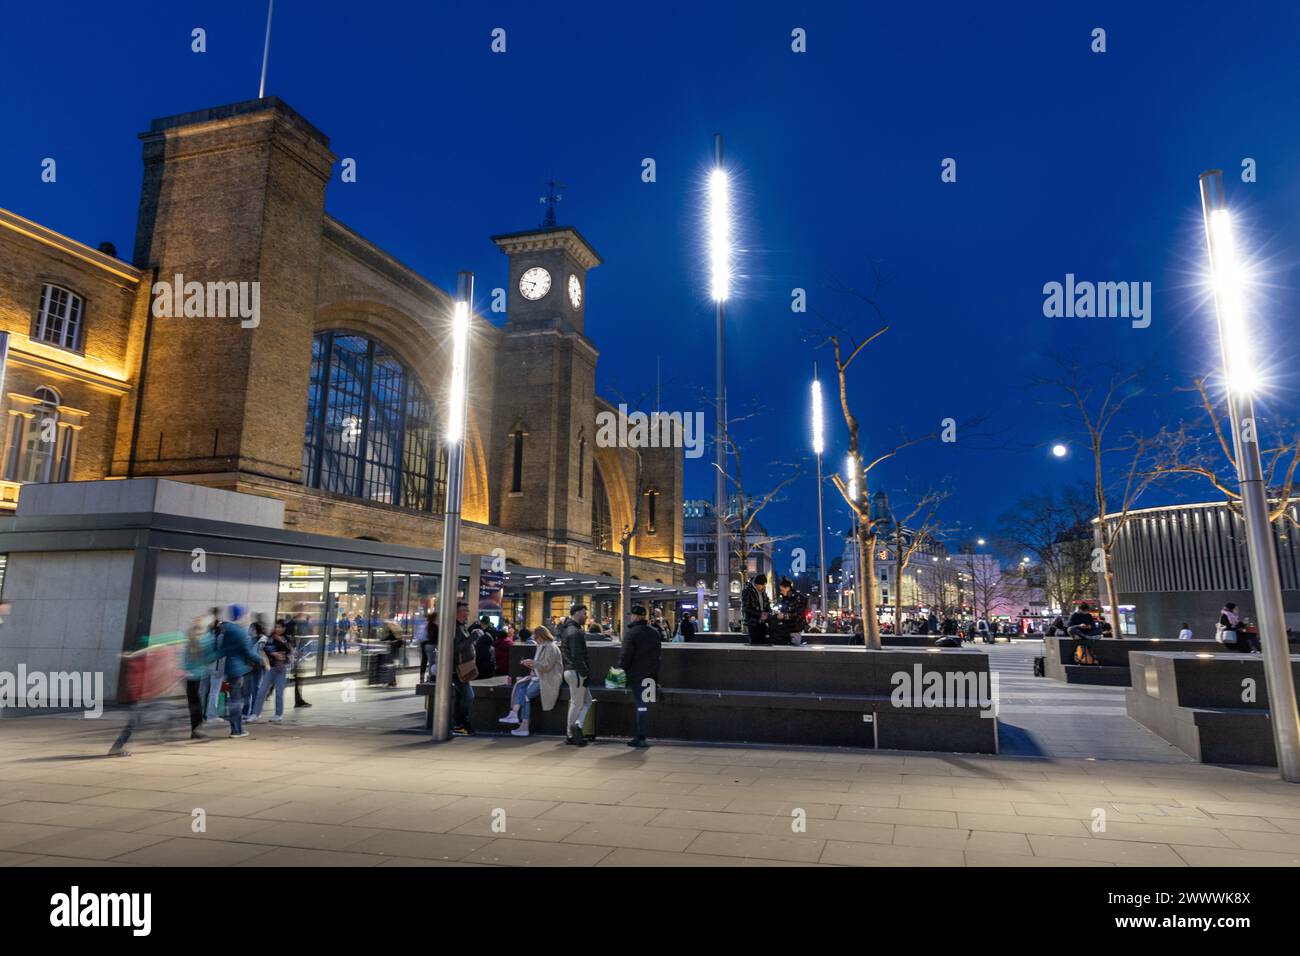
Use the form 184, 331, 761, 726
498, 712, 521, 725
229, 731, 250, 738
510, 727, 530, 737
269, 716, 282, 723
245, 715, 259, 723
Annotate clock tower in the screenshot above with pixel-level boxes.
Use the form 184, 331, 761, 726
489, 223, 603, 558
491, 225, 601, 336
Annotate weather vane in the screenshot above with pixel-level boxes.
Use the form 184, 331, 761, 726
539, 179, 566, 227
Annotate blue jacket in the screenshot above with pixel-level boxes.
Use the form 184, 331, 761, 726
218, 623, 262, 679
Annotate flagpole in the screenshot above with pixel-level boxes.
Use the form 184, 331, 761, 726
258, 0, 274, 99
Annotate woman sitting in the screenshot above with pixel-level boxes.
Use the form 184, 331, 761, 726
497, 624, 562, 736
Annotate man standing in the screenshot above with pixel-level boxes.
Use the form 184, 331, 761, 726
559, 603, 592, 746
218, 605, 263, 738
450, 602, 477, 736
619, 605, 662, 748
742, 573, 771, 646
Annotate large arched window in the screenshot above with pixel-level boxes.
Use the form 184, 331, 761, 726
303, 330, 448, 512
591, 463, 612, 551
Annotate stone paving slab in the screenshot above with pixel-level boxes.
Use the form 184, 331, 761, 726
2, 685, 1299, 867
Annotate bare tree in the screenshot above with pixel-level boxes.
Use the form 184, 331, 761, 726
996, 484, 1097, 616
1037, 360, 1166, 635
813, 268, 944, 649
1151, 375, 1300, 528
881, 489, 951, 632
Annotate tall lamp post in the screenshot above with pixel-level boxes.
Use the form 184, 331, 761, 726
710, 133, 731, 632
811, 369, 828, 622
431, 271, 473, 740
1199, 170, 1300, 782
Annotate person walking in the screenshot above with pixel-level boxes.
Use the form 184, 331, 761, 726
497, 624, 562, 736
619, 605, 662, 748
183, 614, 216, 739
286, 606, 312, 708
558, 603, 593, 746
219, 605, 264, 738
742, 574, 771, 646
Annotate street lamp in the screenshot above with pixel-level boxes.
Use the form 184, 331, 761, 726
811, 370, 827, 619
431, 271, 473, 740
1199, 169, 1300, 781
710, 133, 731, 634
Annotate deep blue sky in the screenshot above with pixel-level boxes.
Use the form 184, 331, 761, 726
5, 1, 1300, 571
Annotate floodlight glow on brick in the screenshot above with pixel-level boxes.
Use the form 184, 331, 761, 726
709, 168, 731, 302
446, 300, 469, 443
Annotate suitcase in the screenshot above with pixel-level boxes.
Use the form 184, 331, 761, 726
582, 699, 597, 741
1032, 656, 1045, 677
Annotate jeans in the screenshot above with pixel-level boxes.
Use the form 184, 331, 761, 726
243, 664, 263, 716
201, 661, 225, 719
453, 680, 474, 730
564, 670, 592, 732
512, 679, 541, 722
254, 665, 287, 718
226, 675, 246, 735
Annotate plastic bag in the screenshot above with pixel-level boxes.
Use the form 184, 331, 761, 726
605, 667, 627, 689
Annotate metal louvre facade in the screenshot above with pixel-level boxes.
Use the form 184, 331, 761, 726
1106, 502, 1300, 593
1100, 500, 1300, 637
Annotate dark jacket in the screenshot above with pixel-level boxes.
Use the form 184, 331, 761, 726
679, 618, 696, 640
559, 618, 590, 679
451, 623, 475, 685
778, 588, 809, 632
741, 581, 770, 626
619, 621, 663, 693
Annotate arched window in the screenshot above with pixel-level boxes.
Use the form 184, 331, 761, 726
591, 463, 612, 551
19, 388, 61, 484
302, 331, 448, 512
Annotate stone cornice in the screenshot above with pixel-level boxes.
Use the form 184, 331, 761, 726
490, 227, 603, 270
0, 208, 142, 284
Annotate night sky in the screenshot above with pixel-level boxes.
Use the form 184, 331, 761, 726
5, 1, 1300, 573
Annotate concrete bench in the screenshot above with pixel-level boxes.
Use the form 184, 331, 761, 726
415, 642, 999, 753
1043, 636, 1225, 685
1125, 650, 1300, 766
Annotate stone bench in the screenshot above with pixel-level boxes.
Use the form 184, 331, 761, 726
1042, 636, 1225, 685
418, 642, 999, 753
1125, 650, 1300, 766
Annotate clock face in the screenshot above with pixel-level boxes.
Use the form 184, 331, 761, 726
568, 274, 582, 309
519, 266, 551, 300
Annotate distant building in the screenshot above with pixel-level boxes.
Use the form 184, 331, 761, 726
683, 497, 775, 614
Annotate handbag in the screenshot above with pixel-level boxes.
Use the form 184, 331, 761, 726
456, 658, 479, 682
1217, 627, 1237, 644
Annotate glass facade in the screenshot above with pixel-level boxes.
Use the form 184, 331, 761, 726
303, 331, 448, 512
275, 563, 465, 678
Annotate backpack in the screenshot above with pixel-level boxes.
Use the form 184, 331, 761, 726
1073, 643, 1098, 666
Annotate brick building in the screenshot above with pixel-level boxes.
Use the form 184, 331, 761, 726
0, 97, 684, 696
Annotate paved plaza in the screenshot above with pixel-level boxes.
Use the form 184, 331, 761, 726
1, 643, 1299, 868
